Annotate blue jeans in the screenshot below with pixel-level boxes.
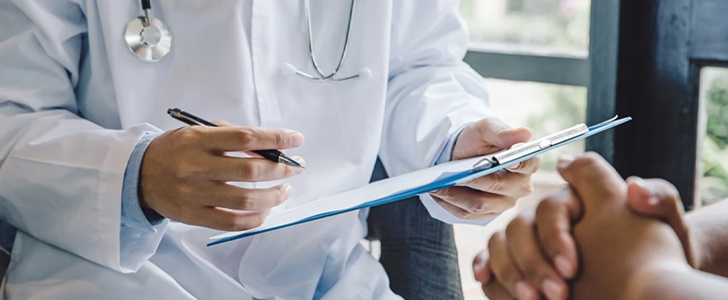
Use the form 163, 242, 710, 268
367, 159, 463, 300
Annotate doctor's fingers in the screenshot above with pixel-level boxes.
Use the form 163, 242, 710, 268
461, 170, 534, 199
506, 212, 570, 300
206, 156, 305, 182
193, 207, 270, 231
488, 232, 539, 300
432, 196, 499, 220
432, 187, 516, 216
505, 157, 541, 175
201, 183, 293, 211
196, 126, 305, 151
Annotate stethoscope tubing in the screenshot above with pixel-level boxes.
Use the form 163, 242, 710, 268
126, 0, 366, 82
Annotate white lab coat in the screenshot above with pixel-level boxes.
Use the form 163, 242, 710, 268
0, 0, 491, 299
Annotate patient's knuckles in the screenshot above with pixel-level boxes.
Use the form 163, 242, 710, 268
505, 215, 531, 238
489, 236, 521, 284
566, 155, 602, 177
488, 232, 506, 254
650, 178, 681, 202
535, 198, 559, 222
482, 282, 514, 300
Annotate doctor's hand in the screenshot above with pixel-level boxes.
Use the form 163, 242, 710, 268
139, 123, 305, 231
430, 117, 540, 220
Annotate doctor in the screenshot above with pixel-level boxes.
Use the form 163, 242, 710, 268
0, 0, 539, 299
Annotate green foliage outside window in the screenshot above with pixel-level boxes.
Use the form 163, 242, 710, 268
525, 86, 586, 171
702, 75, 728, 205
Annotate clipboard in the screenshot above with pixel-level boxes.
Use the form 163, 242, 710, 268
209, 116, 632, 246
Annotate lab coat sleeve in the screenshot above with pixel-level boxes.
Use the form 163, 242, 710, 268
0, 1, 165, 272
380, 0, 493, 225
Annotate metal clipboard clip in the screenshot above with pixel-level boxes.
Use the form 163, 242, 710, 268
472, 116, 619, 171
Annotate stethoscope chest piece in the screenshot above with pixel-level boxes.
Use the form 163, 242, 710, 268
124, 16, 172, 62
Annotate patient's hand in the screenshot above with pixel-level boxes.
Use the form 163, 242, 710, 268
559, 153, 687, 299
474, 153, 689, 300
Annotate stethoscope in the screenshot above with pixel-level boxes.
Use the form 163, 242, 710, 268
124, 0, 370, 82
124, 0, 172, 63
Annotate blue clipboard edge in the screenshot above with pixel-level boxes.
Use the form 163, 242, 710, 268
208, 117, 632, 246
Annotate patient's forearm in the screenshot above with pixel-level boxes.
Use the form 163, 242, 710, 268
626, 262, 728, 300
687, 199, 728, 277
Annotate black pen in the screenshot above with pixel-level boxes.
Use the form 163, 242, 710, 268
167, 108, 304, 169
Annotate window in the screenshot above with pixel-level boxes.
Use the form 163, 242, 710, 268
698, 67, 728, 207
455, 1, 613, 298
456, 79, 587, 299
453, 0, 728, 298
460, 0, 591, 52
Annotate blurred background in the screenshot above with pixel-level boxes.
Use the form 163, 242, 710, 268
454, 0, 728, 298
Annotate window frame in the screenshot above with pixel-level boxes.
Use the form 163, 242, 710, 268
465, 0, 728, 209
463, 0, 620, 160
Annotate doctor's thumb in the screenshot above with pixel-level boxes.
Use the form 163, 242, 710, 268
494, 127, 532, 149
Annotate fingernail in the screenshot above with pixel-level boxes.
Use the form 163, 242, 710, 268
542, 278, 566, 300
631, 176, 648, 189
282, 184, 293, 199
554, 255, 572, 278
472, 262, 486, 281
473, 258, 485, 272
288, 132, 304, 146
557, 155, 576, 171
630, 177, 657, 204
506, 162, 522, 171
515, 281, 536, 300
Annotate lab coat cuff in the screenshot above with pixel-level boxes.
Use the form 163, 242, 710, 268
419, 193, 494, 226
420, 124, 492, 225
121, 132, 164, 231
434, 123, 470, 165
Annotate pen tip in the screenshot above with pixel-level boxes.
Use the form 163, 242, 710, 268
279, 156, 305, 169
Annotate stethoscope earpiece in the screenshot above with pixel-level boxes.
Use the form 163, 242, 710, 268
125, 0, 173, 62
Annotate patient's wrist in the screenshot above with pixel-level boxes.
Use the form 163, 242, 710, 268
622, 262, 690, 300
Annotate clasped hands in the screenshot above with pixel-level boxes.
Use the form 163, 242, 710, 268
474, 153, 695, 300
